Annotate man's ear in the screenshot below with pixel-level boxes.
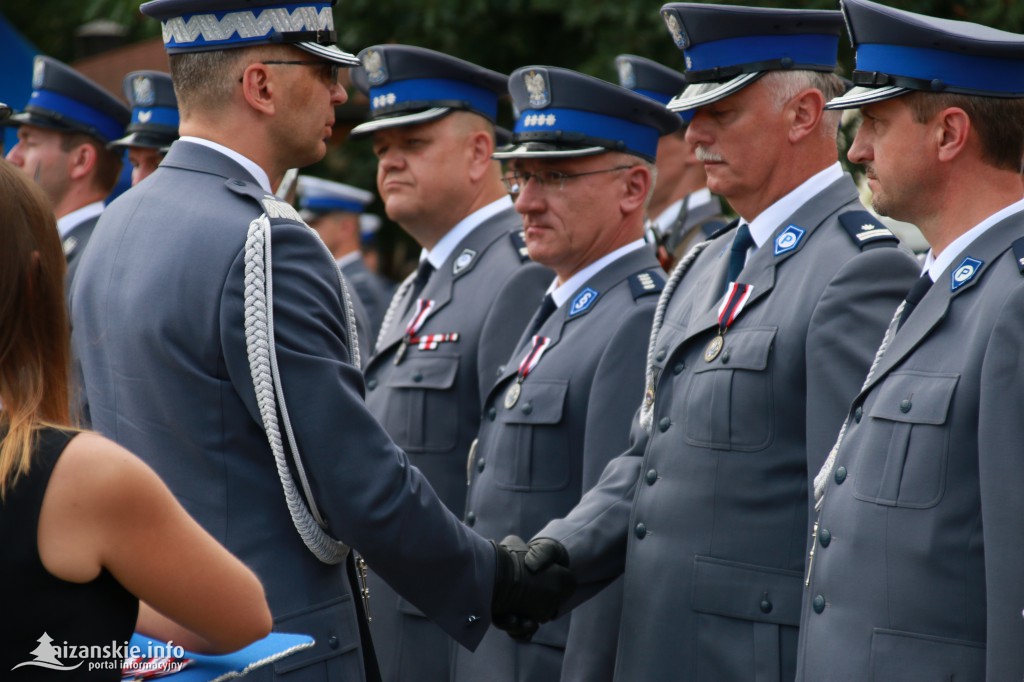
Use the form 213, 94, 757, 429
787, 87, 826, 144
239, 63, 276, 116
934, 107, 971, 163
621, 164, 652, 214
67, 142, 97, 182
466, 129, 496, 182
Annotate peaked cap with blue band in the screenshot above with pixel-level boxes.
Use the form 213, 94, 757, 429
615, 54, 694, 124
493, 66, 681, 162
349, 45, 507, 138
139, 0, 359, 66
297, 175, 374, 217
659, 3, 844, 112
2, 56, 129, 145
826, 0, 1024, 109
110, 71, 179, 151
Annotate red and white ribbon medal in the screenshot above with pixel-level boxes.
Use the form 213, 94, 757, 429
394, 299, 436, 365
504, 335, 552, 409
704, 282, 753, 362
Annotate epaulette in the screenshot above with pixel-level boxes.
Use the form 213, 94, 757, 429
1012, 237, 1024, 275
706, 217, 740, 241
838, 211, 899, 250
224, 178, 306, 224
510, 230, 531, 262
630, 269, 666, 300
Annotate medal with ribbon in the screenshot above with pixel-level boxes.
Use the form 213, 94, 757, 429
395, 299, 435, 365
704, 282, 753, 362
504, 335, 552, 409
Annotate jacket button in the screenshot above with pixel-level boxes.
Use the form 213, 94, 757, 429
760, 597, 773, 614
645, 469, 658, 485
497, 365, 505, 376
673, 361, 685, 375
328, 634, 339, 649
467, 615, 480, 624
854, 405, 863, 423
656, 348, 667, 362
819, 527, 832, 547
834, 466, 848, 484
521, 401, 533, 415
658, 417, 671, 432
412, 372, 423, 383
366, 378, 378, 390
812, 594, 826, 614
634, 522, 647, 539
465, 511, 476, 527
477, 458, 485, 473
899, 398, 912, 413
487, 407, 496, 421
721, 350, 730, 364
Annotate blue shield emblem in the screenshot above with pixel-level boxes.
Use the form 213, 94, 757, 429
569, 287, 599, 317
950, 256, 983, 291
774, 225, 806, 256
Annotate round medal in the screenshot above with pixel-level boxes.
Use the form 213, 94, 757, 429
703, 334, 724, 362
504, 382, 522, 409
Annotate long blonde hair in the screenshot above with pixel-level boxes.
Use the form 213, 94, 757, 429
0, 158, 72, 499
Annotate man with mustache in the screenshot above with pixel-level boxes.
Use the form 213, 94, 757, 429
348, 45, 552, 682
500, 5, 920, 681
70, 3, 573, 680
797, 1, 1024, 679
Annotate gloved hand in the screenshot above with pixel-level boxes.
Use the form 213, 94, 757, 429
491, 535, 575, 641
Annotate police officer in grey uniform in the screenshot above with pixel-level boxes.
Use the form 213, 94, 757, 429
348, 45, 552, 682
615, 54, 728, 270
453, 67, 677, 682
797, 1, 1024, 679
296, 174, 394, 341
4, 56, 129, 289
504, 6, 921, 681
109, 70, 179, 186
70, 2, 573, 680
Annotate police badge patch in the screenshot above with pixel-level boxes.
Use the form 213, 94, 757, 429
453, 248, 476, 275
363, 49, 387, 86
524, 70, 550, 108
133, 76, 156, 106
950, 256, 983, 291
773, 225, 806, 256
569, 287, 599, 317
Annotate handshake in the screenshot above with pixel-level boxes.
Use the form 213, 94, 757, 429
491, 535, 575, 641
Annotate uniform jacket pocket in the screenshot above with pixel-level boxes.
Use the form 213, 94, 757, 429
382, 353, 460, 453
495, 379, 569, 492
869, 628, 984, 682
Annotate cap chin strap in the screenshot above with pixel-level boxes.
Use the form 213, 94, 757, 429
244, 213, 359, 564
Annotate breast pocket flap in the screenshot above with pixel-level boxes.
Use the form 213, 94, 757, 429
386, 353, 459, 390
867, 372, 959, 425
499, 379, 568, 425
692, 327, 776, 374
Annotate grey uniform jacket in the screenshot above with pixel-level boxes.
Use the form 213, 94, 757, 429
452, 246, 663, 682
70, 141, 496, 681
339, 257, 394, 343
363, 206, 551, 682
796, 211, 1024, 682
536, 175, 920, 682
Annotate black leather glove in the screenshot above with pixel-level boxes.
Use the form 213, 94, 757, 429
491, 535, 575, 641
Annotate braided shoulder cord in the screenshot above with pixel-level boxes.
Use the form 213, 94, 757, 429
373, 269, 418, 352
639, 239, 714, 433
243, 214, 349, 564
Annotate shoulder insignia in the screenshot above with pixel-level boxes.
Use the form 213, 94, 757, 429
510, 230, 531, 262
452, 248, 477, 276
568, 287, 599, 318
773, 225, 806, 256
1012, 237, 1024, 275
838, 211, 899, 249
950, 255, 984, 292
630, 269, 665, 299
706, 218, 739, 242
261, 195, 304, 223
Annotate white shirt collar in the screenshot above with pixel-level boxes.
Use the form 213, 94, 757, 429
744, 163, 844, 250
336, 251, 361, 268
57, 201, 105, 239
179, 136, 273, 194
547, 239, 647, 308
922, 196, 1024, 282
651, 188, 714, 235
421, 195, 514, 270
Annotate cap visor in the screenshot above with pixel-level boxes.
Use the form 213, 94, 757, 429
668, 73, 763, 112
492, 142, 607, 160
825, 85, 908, 110
108, 131, 175, 150
297, 42, 360, 67
349, 107, 451, 138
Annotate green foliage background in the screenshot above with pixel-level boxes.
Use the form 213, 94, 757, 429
7, 0, 1024, 270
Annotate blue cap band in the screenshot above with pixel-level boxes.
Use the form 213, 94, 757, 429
514, 107, 660, 159
369, 77, 499, 120
856, 43, 1024, 95
301, 196, 366, 213
632, 89, 692, 124
162, 3, 333, 52
131, 105, 179, 128
28, 89, 125, 142
686, 33, 839, 73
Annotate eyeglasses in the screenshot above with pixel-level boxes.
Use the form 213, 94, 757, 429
501, 165, 636, 198
239, 60, 342, 84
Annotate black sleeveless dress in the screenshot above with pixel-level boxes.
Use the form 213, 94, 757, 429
0, 427, 138, 680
